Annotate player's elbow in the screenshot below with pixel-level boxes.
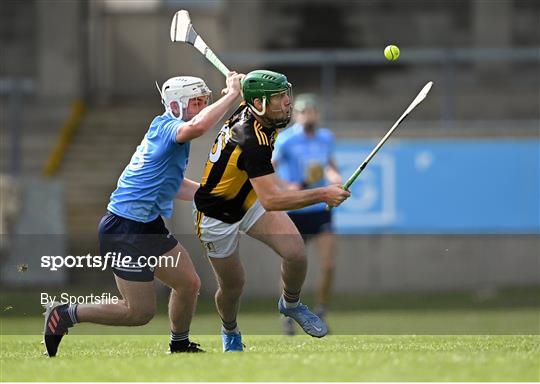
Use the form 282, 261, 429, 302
179, 116, 212, 141
251, 178, 283, 211
187, 121, 208, 139
258, 195, 279, 211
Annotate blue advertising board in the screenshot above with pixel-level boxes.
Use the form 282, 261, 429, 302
334, 139, 539, 234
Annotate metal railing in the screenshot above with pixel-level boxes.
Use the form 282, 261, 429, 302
218, 47, 540, 128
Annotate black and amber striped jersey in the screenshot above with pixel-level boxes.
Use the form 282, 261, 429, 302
194, 103, 277, 224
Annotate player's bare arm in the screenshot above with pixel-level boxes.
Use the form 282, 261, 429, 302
176, 178, 200, 201
176, 72, 244, 143
250, 173, 350, 211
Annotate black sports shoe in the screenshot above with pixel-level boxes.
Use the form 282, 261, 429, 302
43, 302, 72, 357
169, 341, 205, 353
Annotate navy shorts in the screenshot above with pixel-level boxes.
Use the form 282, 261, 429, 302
287, 209, 333, 241
98, 211, 178, 282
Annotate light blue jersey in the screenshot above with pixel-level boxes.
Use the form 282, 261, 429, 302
108, 112, 190, 222
273, 123, 335, 213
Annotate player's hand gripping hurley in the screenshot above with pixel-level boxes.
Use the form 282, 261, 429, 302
328, 81, 433, 209
170, 10, 229, 77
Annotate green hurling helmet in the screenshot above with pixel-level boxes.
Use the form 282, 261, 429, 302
294, 93, 319, 112
241, 70, 292, 128
241, 70, 291, 107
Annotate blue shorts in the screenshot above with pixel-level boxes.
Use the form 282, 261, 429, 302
98, 211, 178, 282
287, 209, 333, 241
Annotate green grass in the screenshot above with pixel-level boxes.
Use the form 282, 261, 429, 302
1, 288, 539, 381
1, 334, 539, 381
2, 287, 540, 335
1, 309, 539, 335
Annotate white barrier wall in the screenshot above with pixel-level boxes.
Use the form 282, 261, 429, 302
172, 131, 540, 297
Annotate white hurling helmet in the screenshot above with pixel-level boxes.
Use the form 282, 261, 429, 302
156, 76, 212, 120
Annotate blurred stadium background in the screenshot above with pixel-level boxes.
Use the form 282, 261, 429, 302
0, 0, 538, 334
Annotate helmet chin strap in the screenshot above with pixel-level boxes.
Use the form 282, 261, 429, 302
250, 110, 291, 129
248, 97, 291, 128
248, 96, 267, 116
165, 100, 189, 121
165, 105, 183, 120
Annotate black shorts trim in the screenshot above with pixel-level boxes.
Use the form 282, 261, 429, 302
98, 211, 178, 282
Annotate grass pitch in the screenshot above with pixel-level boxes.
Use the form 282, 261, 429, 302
1, 334, 539, 381
1, 289, 538, 381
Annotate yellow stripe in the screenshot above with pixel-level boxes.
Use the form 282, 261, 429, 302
254, 121, 269, 146
242, 189, 258, 211
43, 100, 85, 176
211, 146, 247, 199
253, 121, 264, 145
196, 211, 203, 239
200, 157, 214, 186
259, 127, 269, 145
260, 125, 269, 145
260, 123, 269, 145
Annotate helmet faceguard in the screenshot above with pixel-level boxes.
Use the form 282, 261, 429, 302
156, 76, 212, 120
241, 70, 293, 129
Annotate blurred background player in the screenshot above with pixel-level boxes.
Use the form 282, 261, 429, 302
273, 94, 342, 335
193, 70, 350, 352
43, 72, 244, 357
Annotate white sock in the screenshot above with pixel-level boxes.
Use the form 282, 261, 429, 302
221, 325, 239, 334
282, 295, 300, 309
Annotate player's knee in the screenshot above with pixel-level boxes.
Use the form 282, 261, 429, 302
133, 309, 155, 325
283, 243, 307, 264
171, 271, 201, 295
185, 272, 201, 295
125, 305, 155, 326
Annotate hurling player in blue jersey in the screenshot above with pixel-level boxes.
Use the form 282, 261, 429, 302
272, 94, 342, 335
43, 72, 244, 357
